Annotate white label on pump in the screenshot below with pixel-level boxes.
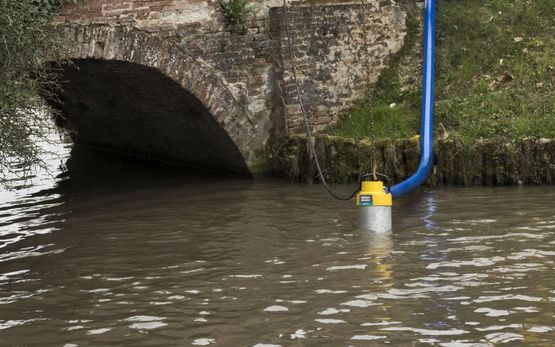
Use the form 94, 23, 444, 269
359, 195, 373, 206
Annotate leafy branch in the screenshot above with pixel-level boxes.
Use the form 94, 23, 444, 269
0, 0, 73, 185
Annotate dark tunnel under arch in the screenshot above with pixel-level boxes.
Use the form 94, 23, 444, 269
52, 59, 251, 175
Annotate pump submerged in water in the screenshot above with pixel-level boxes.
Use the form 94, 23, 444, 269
357, 180, 392, 233
358, 0, 437, 232
283, 0, 436, 231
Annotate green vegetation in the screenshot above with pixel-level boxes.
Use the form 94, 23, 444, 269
219, 0, 253, 33
329, 0, 555, 143
331, 101, 418, 140
0, 0, 74, 180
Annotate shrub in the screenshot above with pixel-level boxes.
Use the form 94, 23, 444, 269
219, 0, 253, 33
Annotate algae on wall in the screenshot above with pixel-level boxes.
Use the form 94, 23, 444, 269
274, 135, 555, 186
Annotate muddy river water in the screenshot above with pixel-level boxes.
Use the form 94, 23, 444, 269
1, 140, 555, 346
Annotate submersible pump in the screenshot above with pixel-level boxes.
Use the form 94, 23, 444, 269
357, 0, 436, 232
356, 180, 392, 233
283, 0, 437, 232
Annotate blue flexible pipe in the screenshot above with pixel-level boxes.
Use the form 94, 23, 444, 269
390, 0, 436, 199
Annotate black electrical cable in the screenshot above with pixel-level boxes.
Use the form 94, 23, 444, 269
282, 0, 359, 201
282, 0, 392, 201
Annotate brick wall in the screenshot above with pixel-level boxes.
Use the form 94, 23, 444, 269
59, 0, 278, 136
272, 3, 406, 133
58, 0, 407, 139
58, 0, 220, 28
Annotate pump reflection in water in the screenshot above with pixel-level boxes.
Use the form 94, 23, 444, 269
362, 231, 393, 284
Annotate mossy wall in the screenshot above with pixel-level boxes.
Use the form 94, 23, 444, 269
273, 135, 555, 186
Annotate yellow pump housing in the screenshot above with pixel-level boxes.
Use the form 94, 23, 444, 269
356, 181, 392, 207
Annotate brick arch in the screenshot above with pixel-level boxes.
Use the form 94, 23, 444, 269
55, 24, 259, 175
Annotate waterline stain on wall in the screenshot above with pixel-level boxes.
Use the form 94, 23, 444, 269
274, 135, 555, 186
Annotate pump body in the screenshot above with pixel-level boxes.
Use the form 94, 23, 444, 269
357, 181, 393, 233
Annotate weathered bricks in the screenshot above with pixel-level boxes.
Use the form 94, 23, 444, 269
59, 0, 407, 137
56, 1, 408, 174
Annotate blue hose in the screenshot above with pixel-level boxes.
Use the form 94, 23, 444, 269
390, 0, 436, 199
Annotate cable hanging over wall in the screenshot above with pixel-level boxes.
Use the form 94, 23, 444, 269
281, 0, 385, 201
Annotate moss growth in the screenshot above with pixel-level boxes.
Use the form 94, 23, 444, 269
275, 135, 554, 185
328, 0, 555, 143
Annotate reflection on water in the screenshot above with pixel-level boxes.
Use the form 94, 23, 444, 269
1, 137, 555, 346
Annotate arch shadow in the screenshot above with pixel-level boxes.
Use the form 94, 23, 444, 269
49, 25, 261, 175
55, 59, 249, 175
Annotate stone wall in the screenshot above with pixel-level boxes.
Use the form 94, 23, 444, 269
275, 135, 555, 186
55, 0, 408, 174
58, 0, 407, 137
58, 0, 280, 140
271, 3, 406, 134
